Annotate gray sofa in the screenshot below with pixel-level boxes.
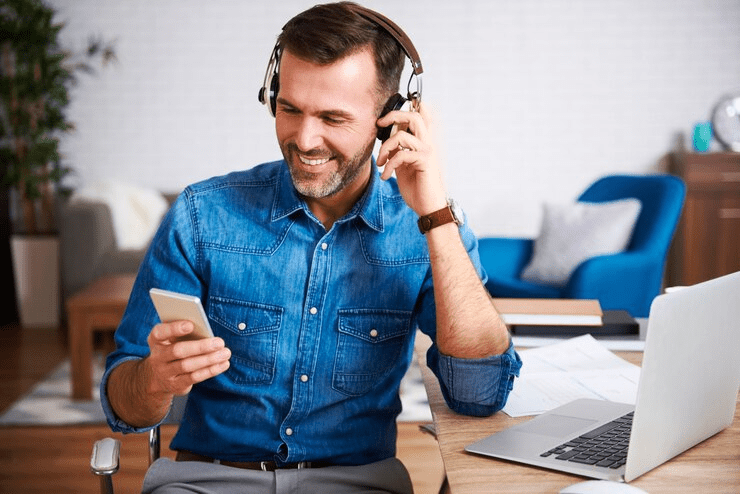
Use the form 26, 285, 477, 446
57, 192, 178, 305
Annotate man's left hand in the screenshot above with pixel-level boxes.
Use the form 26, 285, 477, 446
376, 103, 448, 216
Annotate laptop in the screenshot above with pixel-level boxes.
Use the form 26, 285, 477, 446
466, 271, 740, 482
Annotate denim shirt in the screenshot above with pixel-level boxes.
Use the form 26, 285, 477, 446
101, 160, 521, 466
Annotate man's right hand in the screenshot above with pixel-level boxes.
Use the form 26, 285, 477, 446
145, 320, 231, 398
107, 321, 230, 428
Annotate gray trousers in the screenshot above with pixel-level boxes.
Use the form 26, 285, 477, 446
141, 457, 414, 494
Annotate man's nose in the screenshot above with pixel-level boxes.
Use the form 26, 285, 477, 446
294, 117, 323, 151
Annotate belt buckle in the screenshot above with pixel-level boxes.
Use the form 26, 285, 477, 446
260, 460, 310, 471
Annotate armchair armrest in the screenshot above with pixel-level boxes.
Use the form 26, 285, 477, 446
478, 237, 534, 280
564, 252, 661, 317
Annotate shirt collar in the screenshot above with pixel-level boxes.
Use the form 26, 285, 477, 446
271, 163, 304, 221
270, 159, 385, 233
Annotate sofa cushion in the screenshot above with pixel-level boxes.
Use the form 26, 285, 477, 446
520, 199, 642, 287
70, 181, 169, 250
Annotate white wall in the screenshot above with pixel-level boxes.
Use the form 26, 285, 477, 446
52, 0, 740, 237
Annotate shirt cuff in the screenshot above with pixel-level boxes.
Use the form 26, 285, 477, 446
433, 340, 522, 416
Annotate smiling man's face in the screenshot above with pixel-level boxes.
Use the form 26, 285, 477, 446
275, 47, 380, 204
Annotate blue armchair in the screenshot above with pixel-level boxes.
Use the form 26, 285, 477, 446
479, 174, 686, 317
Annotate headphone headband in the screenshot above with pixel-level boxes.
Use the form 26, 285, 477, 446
346, 4, 423, 77
259, 4, 423, 126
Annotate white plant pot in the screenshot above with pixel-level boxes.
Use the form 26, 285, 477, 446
10, 235, 60, 328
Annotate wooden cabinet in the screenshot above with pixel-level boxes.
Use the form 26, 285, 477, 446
668, 152, 740, 286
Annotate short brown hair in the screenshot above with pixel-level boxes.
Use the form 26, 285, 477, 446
277, 2, 405, 109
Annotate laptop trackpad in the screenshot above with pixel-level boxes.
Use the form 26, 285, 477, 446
517, 414, 598, 438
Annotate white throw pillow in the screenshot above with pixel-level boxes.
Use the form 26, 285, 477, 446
70, 181, 169, 250
520, 199, 642, 287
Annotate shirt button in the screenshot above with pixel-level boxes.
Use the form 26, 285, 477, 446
300, 374, 309, 383
310, 307, 318, 315
321, 242, 328, 250
370, 329, 378, 338
285, 428, 293, 436
238, 322, 246, 330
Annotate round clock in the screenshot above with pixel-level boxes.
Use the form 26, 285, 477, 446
711, 93, 740, 152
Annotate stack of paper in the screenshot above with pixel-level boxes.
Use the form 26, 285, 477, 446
493, 298, 603, 326
503, 335, 640, 417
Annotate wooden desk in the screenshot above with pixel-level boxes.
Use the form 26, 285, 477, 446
66, 274, 135, 400
415, 337, 740, 493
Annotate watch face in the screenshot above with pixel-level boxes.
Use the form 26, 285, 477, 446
712, 94, 740, 152
449, 199, 464, 226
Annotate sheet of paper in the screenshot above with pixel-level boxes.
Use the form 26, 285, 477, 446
503, 334, 640, 417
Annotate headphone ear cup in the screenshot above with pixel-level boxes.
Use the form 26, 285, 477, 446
259, 43, 282, 117
376, 93, 407, 141
261, 73, 279, 117
268, 75, 279, 117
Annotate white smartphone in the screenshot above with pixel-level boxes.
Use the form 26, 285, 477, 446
149, 288, 214, 341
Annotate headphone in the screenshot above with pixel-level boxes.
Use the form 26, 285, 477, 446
257, 4, 424, 142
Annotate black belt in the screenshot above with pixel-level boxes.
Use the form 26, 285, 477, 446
175, 450, 334, 471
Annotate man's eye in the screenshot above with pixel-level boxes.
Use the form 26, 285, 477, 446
323, 116, 345, 125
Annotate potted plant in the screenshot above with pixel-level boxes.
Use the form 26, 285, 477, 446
1, 0, 115, 327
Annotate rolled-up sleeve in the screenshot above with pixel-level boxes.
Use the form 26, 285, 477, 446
426, 340, 521, 416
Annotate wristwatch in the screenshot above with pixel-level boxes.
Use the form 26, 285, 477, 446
417, 199, 464, 234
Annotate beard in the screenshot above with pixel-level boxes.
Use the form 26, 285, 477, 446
281, 138, 376, 199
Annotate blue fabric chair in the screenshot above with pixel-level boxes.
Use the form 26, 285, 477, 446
479, 174, 686, 317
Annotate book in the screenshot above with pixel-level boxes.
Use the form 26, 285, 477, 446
492, 298, 603, 326
510, 310, 639, 337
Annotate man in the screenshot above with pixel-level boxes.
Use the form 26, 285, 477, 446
102, 3, 521, 493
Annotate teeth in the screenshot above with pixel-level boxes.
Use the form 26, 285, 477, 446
299, 155, 330, 166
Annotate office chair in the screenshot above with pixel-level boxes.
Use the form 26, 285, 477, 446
480, 174, 685, 317
90, 397, 449, 494
90, 397, 186, 494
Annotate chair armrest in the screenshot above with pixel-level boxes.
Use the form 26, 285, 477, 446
91, 437, 120, 494
478, 237, 534, 279
564, 252, 662, 317
91, 437, 120, 475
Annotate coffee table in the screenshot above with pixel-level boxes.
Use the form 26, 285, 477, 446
66, 274, 136, 400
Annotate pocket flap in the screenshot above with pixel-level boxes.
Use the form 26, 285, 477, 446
338, 309, 411, 343
210, 298, 283, 335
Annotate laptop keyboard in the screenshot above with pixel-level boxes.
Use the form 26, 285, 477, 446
540, 411, 633, 469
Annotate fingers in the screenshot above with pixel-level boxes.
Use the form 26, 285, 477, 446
377, 106, 428, 142
379, 146, 425, 181
148, 320, 194, 345
146, 321, 231, 396
161, 346, 231, 396
376, 106, 433, 176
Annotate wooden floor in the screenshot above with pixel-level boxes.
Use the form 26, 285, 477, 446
0, 324, 445, 494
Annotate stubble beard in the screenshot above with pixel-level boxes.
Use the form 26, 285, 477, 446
283, 138, 376, 199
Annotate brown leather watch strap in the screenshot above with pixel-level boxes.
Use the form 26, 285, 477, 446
417, 205, 455, 234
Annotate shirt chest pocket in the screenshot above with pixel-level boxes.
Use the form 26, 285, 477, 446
210, 299, 283, 385
333, 309, 412, 396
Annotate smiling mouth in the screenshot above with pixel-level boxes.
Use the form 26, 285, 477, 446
298, 155, 331, 166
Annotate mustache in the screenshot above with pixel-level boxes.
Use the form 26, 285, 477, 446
284, 143, 332, 158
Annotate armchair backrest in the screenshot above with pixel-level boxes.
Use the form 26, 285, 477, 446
577, 174, 685, 256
